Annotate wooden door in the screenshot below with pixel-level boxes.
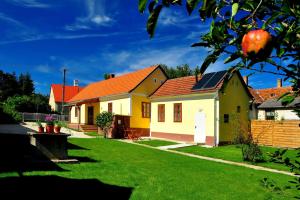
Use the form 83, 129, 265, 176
87, 106, 94, 125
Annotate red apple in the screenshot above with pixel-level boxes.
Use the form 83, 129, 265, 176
241, 29, 272, 58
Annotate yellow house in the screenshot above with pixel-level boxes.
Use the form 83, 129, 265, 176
67, 65, 168, 136
150, 70, 252, 146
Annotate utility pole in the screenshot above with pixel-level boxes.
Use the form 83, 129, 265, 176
61, 68, 67, 115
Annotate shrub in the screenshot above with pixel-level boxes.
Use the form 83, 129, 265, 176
96, 111, 113, 138
242, 142, 265, 163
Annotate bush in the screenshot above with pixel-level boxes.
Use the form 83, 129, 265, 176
96, 111, 113, 138
242, 142, 265, 163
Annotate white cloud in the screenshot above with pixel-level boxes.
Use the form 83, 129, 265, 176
7, 0, 50, 8
36, 65, 53, 73
159, 9, 199, 27
65, 0, 114, 31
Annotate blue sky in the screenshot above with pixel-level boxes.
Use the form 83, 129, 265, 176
0, 0, 288, 94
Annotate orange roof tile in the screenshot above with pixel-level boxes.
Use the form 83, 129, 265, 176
151, 75, 222, 98
252, 86, 293, 103
51, 84, 84, 102
68, 65, 159, 103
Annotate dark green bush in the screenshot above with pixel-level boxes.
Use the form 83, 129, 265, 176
242, 143, 265, 163
95, 111, 114, 138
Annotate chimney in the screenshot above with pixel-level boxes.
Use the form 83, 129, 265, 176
108, 74, 115, 79
243, 76, 248, 86
73, 79, 79, 86
277, 78, 282, 88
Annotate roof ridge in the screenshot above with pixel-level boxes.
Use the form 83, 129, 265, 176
256, 86, 292, 91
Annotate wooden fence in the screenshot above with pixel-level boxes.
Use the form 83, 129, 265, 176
251, 120, 300, 148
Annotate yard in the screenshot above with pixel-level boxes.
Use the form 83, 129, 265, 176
175, 144, 299, 172
0, 138, 297, 199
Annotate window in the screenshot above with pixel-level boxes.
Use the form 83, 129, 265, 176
265, 109, 275, 120
158, 104, 165, 122
174, 103, 182, 122
108, 102, 113, 113
224, 114, 229, 123
237, 106, 241, 113
153, 78, 157, 83
142, 102, 151, 118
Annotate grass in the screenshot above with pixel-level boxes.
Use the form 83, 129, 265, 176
84, 131, 102, 137
135, 139, 179, 147
0, 138, 297, 199
175, 144, 299, 172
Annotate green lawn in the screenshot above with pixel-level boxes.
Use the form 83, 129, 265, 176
0, 138, 297, 199
135, 139, 179, 147
175, 145, 298, 172
84, 131, 102, 137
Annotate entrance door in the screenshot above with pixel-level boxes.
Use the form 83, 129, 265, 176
194, 112, 206, 143
87, 106, 94, 125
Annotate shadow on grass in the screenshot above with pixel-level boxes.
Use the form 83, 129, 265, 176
0, 133, 65, 174
0, 175, 133, 199
67, 141, 90, 150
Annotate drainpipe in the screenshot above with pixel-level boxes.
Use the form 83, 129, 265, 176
214, 92, 220, 146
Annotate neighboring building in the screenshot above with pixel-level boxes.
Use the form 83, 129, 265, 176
249, 79, 299, 120
67, 65, 168, 136
149, 70, 253, 146
49, 81, 84, 113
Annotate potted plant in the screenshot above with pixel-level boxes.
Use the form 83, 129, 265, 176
36, 120, 44, 133
45, 115, 54, 133
54, 120, 64, 134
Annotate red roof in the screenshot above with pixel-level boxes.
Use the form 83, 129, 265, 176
251, 86, 292, 104
51, 84, 84, 102
151, 76, 223, 98
68, 65, 159, 103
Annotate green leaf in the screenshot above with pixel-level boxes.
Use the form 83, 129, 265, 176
231, 3, 239, 17
186, 0, 200, 15
199, 49, 222, 75
147, 5, 163, 38
139, 0, 148, 13
262, 12, 282, 29
191, 42, 210, 47
224, 52, 241, 64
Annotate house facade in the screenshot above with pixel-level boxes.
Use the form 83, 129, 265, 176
249, 79, 300, 120
67, 65, 168, 136
150, 70, 252, 146
49, 83, 83, 113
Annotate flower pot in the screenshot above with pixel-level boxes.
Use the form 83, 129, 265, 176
46, 125, 54, 133
54, 126, 61, 134
38, 126, 44, 133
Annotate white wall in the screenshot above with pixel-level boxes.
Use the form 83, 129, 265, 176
258, 109, 300, 120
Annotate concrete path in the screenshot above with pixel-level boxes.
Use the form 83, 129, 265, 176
121, 140, 297, 177
0, 123, 92, 138
158, 143, 194, 150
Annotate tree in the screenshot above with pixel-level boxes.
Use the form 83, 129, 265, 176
95, 111, 114, 138
18, 73, 34, 95
0, 70, 20, 101
138, 0, 299, 101
161, 64, 195, 79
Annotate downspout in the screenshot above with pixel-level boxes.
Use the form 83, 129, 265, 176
214, 92, 220, 146
77, 105, 81, 131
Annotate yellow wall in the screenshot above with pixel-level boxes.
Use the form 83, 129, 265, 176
100, 94, 131, 116
219, 73, 251, 142
150, 94, 216, 137
130, 94, 150, 128
48, 88, 57, 111
132, 67, 167, 95
70, 106, 78, 123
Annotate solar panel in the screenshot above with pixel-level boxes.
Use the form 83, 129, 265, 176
192, 70, 227, 90
192, 72, 215, 90
204, 71, 227, 88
